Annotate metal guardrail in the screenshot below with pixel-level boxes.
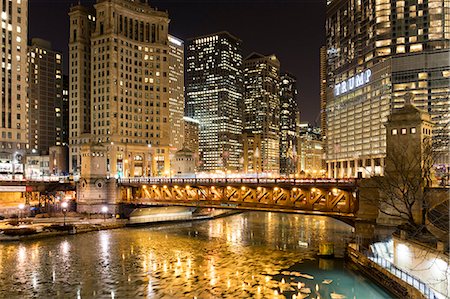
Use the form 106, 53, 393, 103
118, 177, 357, 186
368, 254, 439, 299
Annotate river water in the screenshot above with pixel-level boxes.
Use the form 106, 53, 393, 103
0, 212, 391, 298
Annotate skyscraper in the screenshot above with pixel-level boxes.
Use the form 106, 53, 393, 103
69, 0, 172, 177
168, 35, 184, 151
62, 75, 70, 147
186, 31, 243, 172
28, 38, 63, 154
325, 0, 450, 178
319, 46, 327, 139
279, 72, 299, 176
243, 53, 280, 175
0, 0, 28, 155
68, 4, 95, 173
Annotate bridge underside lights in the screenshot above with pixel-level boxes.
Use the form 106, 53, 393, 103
118, 178, 358, 217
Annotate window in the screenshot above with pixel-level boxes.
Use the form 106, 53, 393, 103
410, 127, 416, 134
401, 128, 407, 135
392, 129, 398, 135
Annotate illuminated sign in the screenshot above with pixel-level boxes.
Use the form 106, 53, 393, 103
334, 69, 372, 96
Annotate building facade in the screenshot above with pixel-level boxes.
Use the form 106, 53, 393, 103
62, 75, 70, 146
320, 46, 328, 138
68, 4, 95, 173
243, 53, 280, 175
298, 124, 325, 177
28, 38, 63, 154
186, 31, 243, 172
168, 35, 184, 151
183, 116, 199, 154
69, 0, 172, 178
325, 0, 450, 178
0, 0, 28, 160
279, 72, 299, 176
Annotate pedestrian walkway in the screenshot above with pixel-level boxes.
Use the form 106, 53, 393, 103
368, 254, 442, 299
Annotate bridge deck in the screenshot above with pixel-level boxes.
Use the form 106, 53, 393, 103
118, 178, 359, 216
119, 177, 357, 189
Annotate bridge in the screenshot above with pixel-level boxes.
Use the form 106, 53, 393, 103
118, 177, 359, 218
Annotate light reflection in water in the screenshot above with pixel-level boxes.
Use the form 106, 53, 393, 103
0, 212, 390, 298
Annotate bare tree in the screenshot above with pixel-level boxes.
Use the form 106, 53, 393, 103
367, 137, 437, 231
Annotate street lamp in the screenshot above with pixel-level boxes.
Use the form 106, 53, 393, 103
18, 203, 25, 223
101, 205, 108, 222
61, 201, 68, 226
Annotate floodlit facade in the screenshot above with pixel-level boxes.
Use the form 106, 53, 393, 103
28, 38, 63, 154
325, 0, 450, 178
168, 35, 184, 150
0, 0, 28, 159
243, 53, 280, 175
279, 72, 299, 176
186, 31, 243, 172
68, 4, 95, 173
69, 0, 172, 177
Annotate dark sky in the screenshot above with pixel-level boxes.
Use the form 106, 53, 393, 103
29, 0, 326, 124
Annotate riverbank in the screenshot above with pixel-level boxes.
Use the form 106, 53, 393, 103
0, 209, 239, 242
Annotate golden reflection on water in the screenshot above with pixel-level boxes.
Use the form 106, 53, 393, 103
0, 212, 372, 298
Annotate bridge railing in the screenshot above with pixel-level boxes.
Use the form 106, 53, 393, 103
118, 177, 357, 186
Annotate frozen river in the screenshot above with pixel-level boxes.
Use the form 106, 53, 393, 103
0, 212, 391, 298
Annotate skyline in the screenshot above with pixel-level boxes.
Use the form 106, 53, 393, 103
29, 0, 326, 124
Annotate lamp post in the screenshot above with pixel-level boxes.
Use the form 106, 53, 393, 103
18, 203, 25, 223
61, 201, 68, 226
101, 205, 108, 222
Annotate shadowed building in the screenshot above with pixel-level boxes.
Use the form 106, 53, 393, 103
279, 72, 299, 177
183, 116, 199, 154
28, 38, 63, 154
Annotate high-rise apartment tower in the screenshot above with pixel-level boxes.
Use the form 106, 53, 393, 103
243, 53, 280, 175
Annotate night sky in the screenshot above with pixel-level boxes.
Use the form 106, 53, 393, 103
29, 0, 326, 124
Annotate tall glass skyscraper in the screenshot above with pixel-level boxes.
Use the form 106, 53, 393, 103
243, 53, 281, 175
186, 31, 243, 172
325, 0, 450, 178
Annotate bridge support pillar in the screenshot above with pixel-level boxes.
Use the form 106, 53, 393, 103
76, 143, 120, 214
77, 178, 120, 214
